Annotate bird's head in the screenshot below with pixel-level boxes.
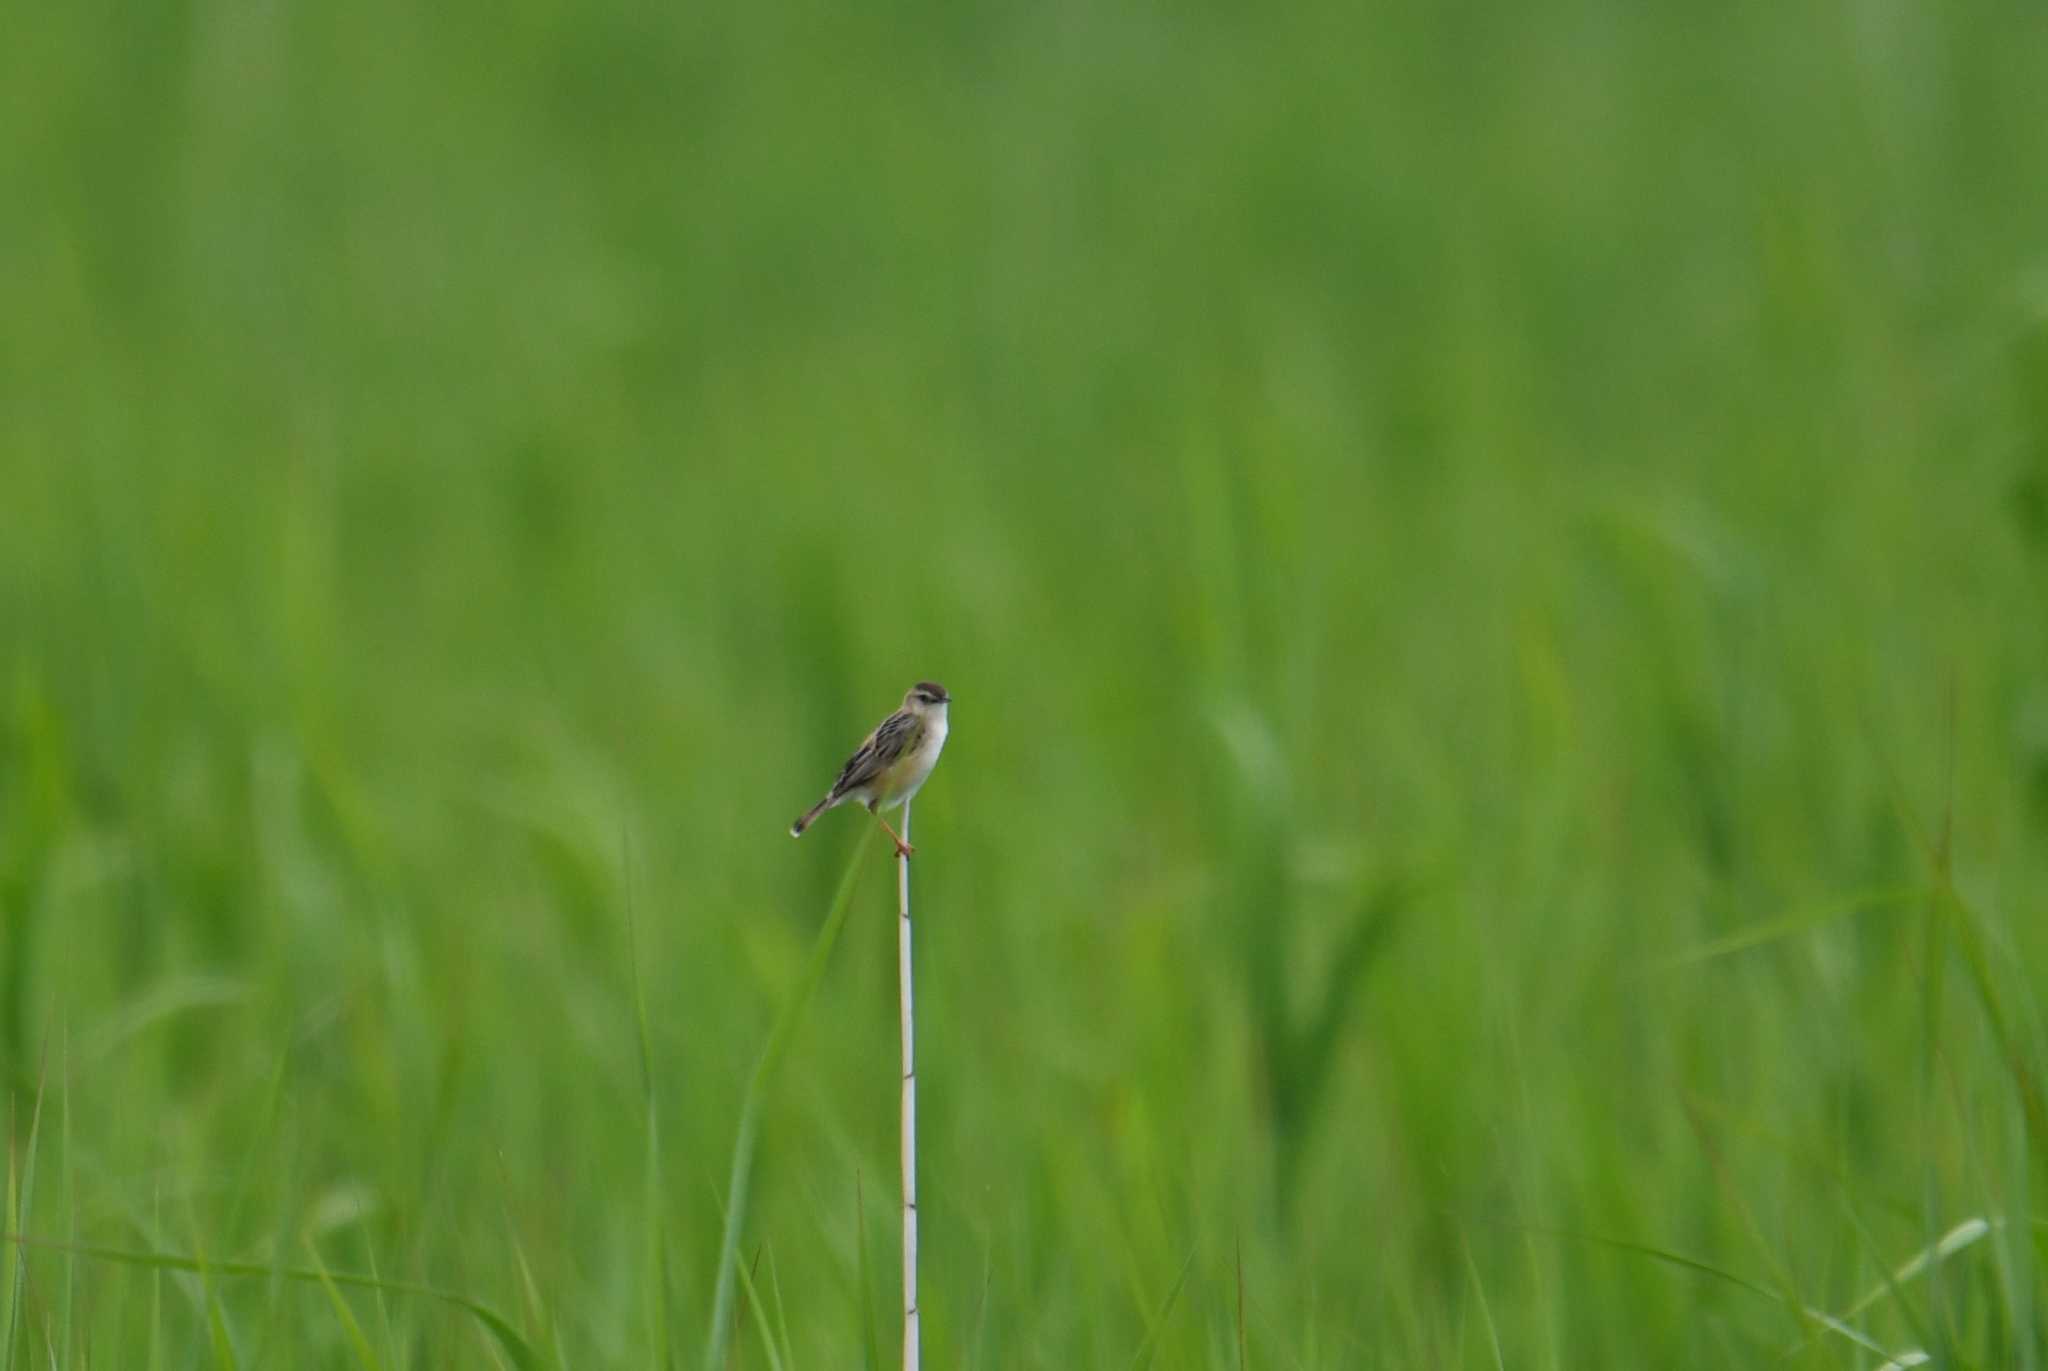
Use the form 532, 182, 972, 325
905, 681, 950, 714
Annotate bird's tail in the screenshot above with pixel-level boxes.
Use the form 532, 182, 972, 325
790, 795, 832, 837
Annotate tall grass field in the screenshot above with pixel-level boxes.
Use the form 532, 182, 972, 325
5, 0, 2048, 1364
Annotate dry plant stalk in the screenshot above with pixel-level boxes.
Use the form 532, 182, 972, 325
897, 801, 920, 1371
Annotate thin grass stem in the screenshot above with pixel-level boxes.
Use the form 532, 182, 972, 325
898, 802, 918, 1371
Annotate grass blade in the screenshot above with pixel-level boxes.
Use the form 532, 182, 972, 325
58, 1028, 72, 1371
3, 1053, 46, 1371
0, 1236, 549, 1371
765, 1246, 796, 1371
302, 1236, 386, 1371
1517, 1223, 1931, 1363
3, 1106, 14, 1371
1841, 1217, 1996, 1323
497, 1182, 555, 1362
732, 1247, 786, 1371
1459, 1231, 1504, 1371
966, 1241, 991, 1371
147, 1188, 162, 1371
855, 1175, 882, 1371
198, 1253, 238, 1371
1938, 889, 2048, 1158
1125, 1245, 1197, 1371
1647, 886, 1928, 973
623, 831, 675, 1371
704, 826, 875, 1371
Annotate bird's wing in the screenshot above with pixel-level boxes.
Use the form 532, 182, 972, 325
829, 709, 925, 798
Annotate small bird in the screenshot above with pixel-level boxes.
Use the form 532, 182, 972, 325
791, 682, 951, 859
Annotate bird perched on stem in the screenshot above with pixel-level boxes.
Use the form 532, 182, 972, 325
790, 683, 950, 858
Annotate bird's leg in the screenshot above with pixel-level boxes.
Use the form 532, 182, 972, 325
872, 810, 915, 859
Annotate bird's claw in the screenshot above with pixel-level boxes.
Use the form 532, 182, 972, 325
893, 841, 916, 860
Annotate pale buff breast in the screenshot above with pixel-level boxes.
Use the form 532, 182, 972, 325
876, 707, 948, 811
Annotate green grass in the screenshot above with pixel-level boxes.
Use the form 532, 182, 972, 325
4, 0, 2048, 1364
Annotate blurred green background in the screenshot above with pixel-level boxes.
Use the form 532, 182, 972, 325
5, 0, 2048, 1365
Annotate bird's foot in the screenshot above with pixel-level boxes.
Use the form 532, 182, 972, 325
893, 839, 916, 860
